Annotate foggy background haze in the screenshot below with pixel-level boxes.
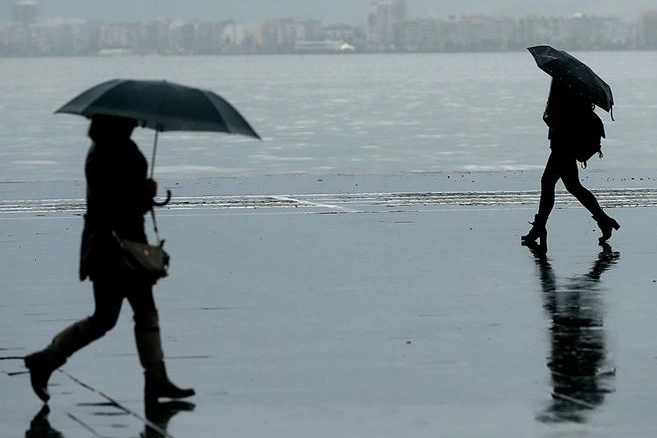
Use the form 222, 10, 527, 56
1, 0, 654, 23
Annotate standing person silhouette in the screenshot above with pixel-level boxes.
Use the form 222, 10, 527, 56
24, 114, 194, 403
522, 79, 619, 249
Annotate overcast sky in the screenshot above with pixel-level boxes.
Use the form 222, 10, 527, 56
1, 0, 654, 24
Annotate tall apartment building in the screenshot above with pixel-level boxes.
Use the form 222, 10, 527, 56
367, 0, 407, 51
638, 10, 657, 48
12, 0, 39, 26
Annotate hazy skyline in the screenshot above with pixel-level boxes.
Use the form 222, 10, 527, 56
1, 0, 654, 24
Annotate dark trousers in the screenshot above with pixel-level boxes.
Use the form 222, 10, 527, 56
48, 277, 164, 373
537, 150, 605, 221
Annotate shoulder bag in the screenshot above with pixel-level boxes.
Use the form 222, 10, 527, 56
113, 210, 169, 281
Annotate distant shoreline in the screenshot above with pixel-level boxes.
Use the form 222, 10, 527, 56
2, 48, 657, 58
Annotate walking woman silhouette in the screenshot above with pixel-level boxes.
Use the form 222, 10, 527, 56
24, 115, 194, 404
521, 79, 619, 249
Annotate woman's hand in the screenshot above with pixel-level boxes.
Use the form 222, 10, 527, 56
139, 178, 158, 212
147, 178, 172, 207
145, 178, 158, 199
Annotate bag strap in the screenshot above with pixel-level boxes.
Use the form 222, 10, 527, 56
150, 209, 163, 245
149, 189, 172, 247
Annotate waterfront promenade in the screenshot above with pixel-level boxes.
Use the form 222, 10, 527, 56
2, 172, 657, 437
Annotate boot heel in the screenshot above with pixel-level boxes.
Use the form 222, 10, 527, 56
144, 363, 195, 402
594, 215, 620, 243
521, 215, 547, 247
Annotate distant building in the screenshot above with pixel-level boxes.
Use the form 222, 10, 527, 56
221, 22, 260, 54
399, 15, 516, 52
517, 14, 632, 50
0, 8, 646, 56
12, 0, 38, 26
295, 39, 343, 53
323, 23, 364, 47
397, 19, 445, 52
368, 0, 407, 51
260, 18, 305, 53
638, 10, 657, 48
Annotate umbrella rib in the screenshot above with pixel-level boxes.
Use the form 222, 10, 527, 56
195, 89, 260, 139
55, 79, 124, 116
197, 88, 230, 133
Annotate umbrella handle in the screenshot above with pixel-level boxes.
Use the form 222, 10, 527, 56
153, 189, 172, 207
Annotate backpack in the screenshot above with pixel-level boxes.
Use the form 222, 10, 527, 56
574, 111, 605, 168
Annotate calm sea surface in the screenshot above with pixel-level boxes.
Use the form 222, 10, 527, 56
0, 52, 656, 182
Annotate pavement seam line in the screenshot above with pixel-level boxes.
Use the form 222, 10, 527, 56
58, 369, 175, 438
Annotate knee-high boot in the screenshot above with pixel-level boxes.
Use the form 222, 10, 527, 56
135, 327, 195, 402
25, 319, 100, 402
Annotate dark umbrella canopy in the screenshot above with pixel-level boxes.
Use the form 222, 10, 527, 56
55, 79, 261, 139
528, 45, 614, 114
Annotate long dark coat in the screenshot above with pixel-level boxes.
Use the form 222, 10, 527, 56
79, 138, 152, 281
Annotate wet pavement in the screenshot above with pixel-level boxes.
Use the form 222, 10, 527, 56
2, 172, 657, 437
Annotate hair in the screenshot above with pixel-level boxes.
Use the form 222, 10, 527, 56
88, 114, 138, 143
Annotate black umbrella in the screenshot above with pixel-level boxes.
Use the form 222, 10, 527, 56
55, 79, 261, 178
527, 45, 614, 115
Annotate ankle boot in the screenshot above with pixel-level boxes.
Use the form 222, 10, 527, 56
521, 215, 547, 248
593, 214, 620, 243
24, 350, 65, 403
144, 362, 195, 402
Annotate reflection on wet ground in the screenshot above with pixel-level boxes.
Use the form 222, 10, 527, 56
526, 242, 620, 424
3, 177, 657, 436
142, 401, 195, 438
24, 401, 195, 438
25, 406, 63, 438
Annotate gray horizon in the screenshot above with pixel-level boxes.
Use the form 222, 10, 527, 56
1, 0, 655, 24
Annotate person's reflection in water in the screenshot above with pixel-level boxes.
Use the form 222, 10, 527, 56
141, 400, 195, 438
25, 405, 64, 438
525, 242, 619, 423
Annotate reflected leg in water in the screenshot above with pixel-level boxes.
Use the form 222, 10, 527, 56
141, 400, 195, 438
526, 243, 619, 423
25, 405, 65, 438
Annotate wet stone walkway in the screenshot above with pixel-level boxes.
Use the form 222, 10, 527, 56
2, 174, 657, 437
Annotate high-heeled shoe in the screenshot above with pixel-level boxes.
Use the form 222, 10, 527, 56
593, 214, 620, 243
521, 215, 547, 250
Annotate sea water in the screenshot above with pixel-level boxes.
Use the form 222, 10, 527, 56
0, 51, 656, 182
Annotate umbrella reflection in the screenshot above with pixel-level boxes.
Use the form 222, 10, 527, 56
25, 405, 65, 438
525, 242, 619, 423
141, 400, 195, 438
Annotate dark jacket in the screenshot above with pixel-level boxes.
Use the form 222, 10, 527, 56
543, 80, 605, 155
79, 138, 152, 281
